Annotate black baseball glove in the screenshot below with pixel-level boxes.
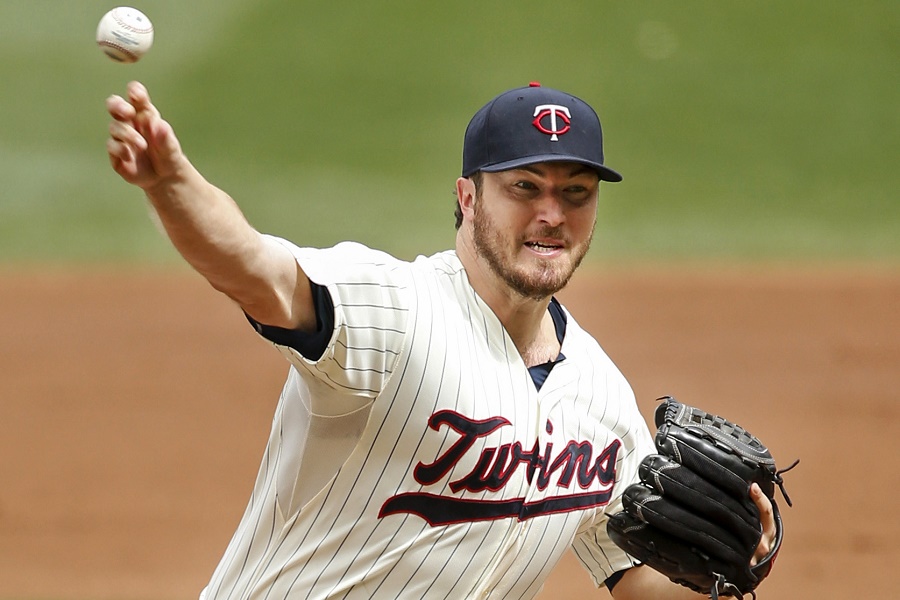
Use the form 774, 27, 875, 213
607, 397, 797, 599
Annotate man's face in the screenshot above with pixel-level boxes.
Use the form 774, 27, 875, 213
470, 162, 599, 300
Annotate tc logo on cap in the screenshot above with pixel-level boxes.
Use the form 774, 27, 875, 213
532, 104, 571, 141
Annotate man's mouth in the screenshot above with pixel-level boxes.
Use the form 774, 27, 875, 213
525, 241, 563, 255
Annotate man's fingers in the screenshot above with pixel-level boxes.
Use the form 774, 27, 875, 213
106, 137, 135, 173
109, 119, 148, 151
750, 483, 775, 565
108, 81, 159, 124
126, 80, 149, 107
106, 94, 136, 122
127, 80, 161, 120
752, 484, 776, 537
128, 82, 169, 154
106, 81, 184, 187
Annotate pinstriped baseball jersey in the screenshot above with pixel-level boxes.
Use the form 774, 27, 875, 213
201, 238, 655, 599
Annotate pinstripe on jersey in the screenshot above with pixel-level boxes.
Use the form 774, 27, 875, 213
201, 239, 654, 599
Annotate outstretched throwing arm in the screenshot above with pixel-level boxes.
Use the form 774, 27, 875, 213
106, 81, 314, 331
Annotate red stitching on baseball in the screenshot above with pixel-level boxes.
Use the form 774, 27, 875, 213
98, 41, 139, 62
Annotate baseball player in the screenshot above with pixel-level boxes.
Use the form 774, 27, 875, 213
105, 81, 777, 599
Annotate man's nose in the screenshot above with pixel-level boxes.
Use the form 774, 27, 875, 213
534, 193, 566, 226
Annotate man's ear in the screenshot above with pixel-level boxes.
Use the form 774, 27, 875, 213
456, 177, 476, 218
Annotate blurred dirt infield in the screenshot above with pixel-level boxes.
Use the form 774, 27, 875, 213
0, 265, 897, 599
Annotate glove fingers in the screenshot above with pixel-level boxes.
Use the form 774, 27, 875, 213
607, 512, 730, 596
607, 397, 793, 598
656, 398, 778, 499
639, 454, 761, 548
622, 484, 748, 566
656, 430, 767, 500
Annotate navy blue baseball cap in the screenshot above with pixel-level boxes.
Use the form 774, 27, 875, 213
462, 82, 622, 182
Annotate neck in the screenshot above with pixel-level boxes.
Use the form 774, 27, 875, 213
456, 232, 560, 367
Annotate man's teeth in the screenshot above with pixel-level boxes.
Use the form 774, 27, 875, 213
527, 242, 560, 252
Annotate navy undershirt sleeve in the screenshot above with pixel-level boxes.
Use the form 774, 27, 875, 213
605, 568, 629, 591
245, 281, 335, 361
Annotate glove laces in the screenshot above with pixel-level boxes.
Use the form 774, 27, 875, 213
711, 573, 757, 600
774, 458, 800, 507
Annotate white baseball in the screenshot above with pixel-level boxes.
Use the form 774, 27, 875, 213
96, 7, 154, 63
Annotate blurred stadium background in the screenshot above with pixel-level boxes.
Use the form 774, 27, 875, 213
0, 0, 896, 265
0, 2, 897, 599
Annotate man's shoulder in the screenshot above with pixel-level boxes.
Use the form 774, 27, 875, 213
413, 249, 464, 274
323, 241, 405, 267
301, 242, 463, 278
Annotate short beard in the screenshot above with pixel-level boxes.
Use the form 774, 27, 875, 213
472, 199, 591, 301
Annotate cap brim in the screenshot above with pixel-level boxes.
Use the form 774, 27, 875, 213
478, 155, 623, 182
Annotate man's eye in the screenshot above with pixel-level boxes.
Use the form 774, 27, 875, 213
566, 187, 595, 205
514, 181, 537, 190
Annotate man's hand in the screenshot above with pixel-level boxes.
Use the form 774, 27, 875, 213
104, 81, 315, 331
106, 81, 184, 191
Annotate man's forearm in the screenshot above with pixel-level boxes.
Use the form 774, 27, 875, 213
106, 81, 312, 330
612, 566, 706, 600
145, 160, 258, 282
143, 160, 297, 323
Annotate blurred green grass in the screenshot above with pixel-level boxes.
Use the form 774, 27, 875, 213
0, 0, 897, 264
